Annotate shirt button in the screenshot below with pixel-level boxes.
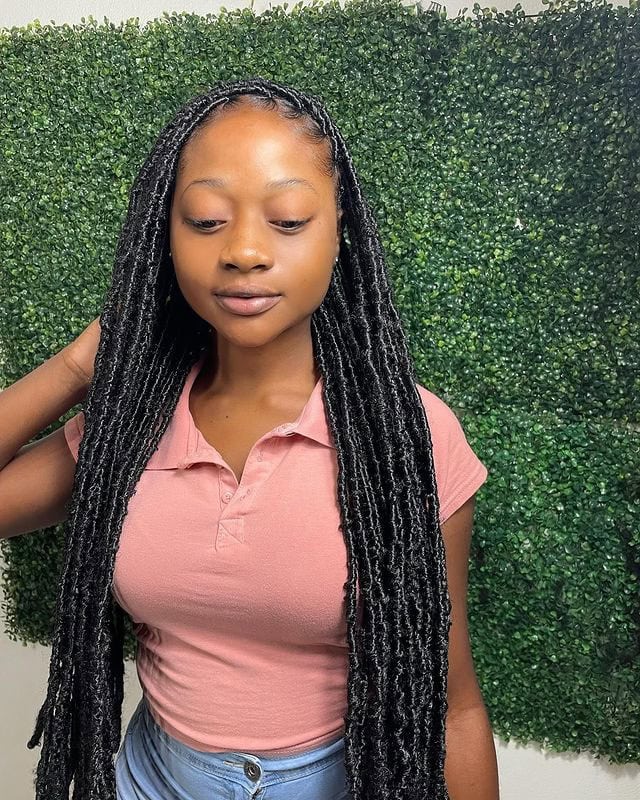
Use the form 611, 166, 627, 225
222, 491, 233, 503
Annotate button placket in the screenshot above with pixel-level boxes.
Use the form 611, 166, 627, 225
216, 516, 244, 548
215, 433, 287, 550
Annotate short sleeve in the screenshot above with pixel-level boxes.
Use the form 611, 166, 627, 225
416, 385, 488, 525
63, 410, 85, 463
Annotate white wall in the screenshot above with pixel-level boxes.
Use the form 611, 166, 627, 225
1, 0, 637, 798
0, 0, 580, 31
0, 587, 143, 799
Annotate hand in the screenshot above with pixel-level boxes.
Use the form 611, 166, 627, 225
60, 316, 102, 389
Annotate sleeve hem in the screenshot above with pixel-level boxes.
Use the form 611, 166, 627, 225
438, 462, 488, 526
63, 415, 82, 461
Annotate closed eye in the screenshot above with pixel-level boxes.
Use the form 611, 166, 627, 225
187, 219, 309, 231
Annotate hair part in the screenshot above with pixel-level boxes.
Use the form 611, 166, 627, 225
28, 76, 450, 800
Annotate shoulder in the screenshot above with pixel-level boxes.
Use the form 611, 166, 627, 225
414, 382, 467, 443
415, 383, 456, 422
413, 382, 489, 525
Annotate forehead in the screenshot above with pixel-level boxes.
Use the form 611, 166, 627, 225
176, 105, 331, 185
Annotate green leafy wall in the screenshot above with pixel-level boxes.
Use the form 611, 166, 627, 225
1, 0, 638, 764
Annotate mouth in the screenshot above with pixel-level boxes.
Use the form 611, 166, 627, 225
214, 294, 283, 316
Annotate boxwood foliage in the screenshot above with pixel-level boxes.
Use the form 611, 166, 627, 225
1, 0, 638, 765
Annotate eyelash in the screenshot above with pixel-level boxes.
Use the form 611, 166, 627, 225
187, 218, 308, 231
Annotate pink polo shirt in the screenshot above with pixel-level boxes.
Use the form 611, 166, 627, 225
63, 353, 488, 755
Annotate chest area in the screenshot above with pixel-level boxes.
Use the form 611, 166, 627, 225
111, 445, 353, 642
197, 422, 259, 484
188, 388, 307, 484
190, 408, 291, 483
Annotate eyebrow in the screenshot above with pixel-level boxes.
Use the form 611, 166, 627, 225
181, 176, 318, 198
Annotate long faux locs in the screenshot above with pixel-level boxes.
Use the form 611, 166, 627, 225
27, 77, 452, 799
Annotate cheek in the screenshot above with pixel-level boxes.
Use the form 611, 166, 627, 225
172, 267, 212, 319
173, 269, 191, 298
297, 266, 334, 310
173, 258, 208, 291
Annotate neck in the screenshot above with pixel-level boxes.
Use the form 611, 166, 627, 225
199, 325, 320, 398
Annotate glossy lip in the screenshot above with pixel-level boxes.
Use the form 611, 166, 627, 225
214, 294, 282, 316
216, 284, 279, 297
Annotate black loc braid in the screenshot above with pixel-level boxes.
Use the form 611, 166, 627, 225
27, 76, 451, 800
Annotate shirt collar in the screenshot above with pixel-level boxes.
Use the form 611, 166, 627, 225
145, 354, 335, 470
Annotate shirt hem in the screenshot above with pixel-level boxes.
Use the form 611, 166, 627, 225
145, 698, 345, 757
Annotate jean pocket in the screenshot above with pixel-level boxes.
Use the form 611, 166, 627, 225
280, 754, 349, 800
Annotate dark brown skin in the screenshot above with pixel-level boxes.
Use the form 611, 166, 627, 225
169, 106, 499, 798
168, 100, 342, 481
0, 97, 498, 798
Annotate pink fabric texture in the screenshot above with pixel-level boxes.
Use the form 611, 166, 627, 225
63, 354, 488, 755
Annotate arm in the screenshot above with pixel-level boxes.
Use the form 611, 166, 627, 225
0, 316, 99, 471
441, 495, 500, 800
0, 349, 87, 472
0, 348, 89, 539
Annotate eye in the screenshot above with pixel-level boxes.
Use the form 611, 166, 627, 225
276, 220, 307, 230
186, 219, 220, 230
186, 218, 309, 231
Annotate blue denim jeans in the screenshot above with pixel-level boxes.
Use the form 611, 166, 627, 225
115, 695, 350, 799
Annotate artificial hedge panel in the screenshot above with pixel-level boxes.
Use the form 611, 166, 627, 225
0, 0, 638, 765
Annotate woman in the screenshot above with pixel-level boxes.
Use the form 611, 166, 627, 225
0, 77, 498, 799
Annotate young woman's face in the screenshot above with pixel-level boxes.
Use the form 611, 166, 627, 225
169, 104, 342, 349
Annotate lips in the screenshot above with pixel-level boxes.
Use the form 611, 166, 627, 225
214, 294, 282, 316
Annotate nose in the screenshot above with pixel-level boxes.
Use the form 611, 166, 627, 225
218, 214, 275, 272
221, 254, 273, 272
